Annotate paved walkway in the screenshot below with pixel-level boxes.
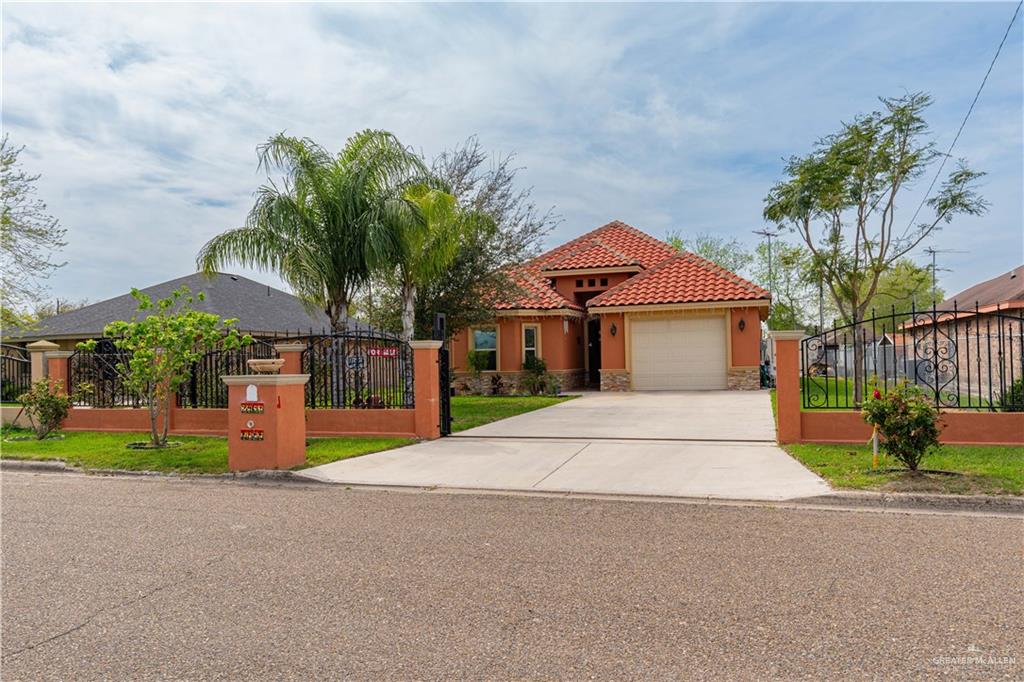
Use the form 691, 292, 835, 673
300, 392, 830, 501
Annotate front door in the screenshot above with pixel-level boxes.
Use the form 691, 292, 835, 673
587, 318, 602, 386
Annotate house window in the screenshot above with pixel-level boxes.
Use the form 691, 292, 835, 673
588, 278, 596, 287
576, 279, 584, 287
600, 277, 608, 286
522, 324, 540, 364
470, 327, 498, 371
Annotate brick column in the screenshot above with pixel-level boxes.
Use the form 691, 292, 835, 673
769, 330, 805, 444
274, 343, 306, 375
27, 340, 59, 382
46, 350, 74, 393
410, 340, 442, 440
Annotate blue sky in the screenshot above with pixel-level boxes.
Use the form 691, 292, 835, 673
3, 2, 1021, 305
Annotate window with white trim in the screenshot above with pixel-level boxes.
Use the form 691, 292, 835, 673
523, 324, 540, 363
470, 327, 497, 371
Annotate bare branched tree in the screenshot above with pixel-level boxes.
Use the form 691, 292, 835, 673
1, 136, 67, 322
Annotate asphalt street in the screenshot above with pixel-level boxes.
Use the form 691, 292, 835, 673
2, 471, 1022, 680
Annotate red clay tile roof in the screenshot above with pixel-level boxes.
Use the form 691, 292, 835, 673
544, 241, 639, 271
532, 220, 677, 271
588, 252, 770, 308
494, 268, 583, 311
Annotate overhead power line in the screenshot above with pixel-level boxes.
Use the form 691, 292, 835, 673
906, 0, 1023, 231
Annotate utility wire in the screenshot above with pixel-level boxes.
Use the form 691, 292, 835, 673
905, 0, 1022, 230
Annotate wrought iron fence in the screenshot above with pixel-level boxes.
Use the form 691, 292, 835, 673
801, 303, 1024, 411
68, 339, 142, 408
177, 340, 279, 408
1, 344, 32, 402
303, 330, 414, 409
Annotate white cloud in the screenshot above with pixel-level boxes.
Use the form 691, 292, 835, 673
1, 2, 1020, 303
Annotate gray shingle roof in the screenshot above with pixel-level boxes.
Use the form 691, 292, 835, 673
4, 272, 368, 342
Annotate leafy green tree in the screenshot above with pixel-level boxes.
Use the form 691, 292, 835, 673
361, 137, 555, 338
78, 287, 250, 448
866, 259, 942, 323
197, 130, 425, 332
751, 240, 823, 331
666, 230, 752, 275
764, 92, 987, 401
1, 135, 67, 324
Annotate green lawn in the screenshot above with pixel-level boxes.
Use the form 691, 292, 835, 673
0, 427, 412, 474
785, 442, 1023, 495
450, 395, 575, 432
800, 376, 993, 410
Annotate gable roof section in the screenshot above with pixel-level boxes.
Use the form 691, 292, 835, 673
532, 220, 677, 271
588, 252, 770, 308
494, 268, 583, 312
4, 272, 367, 341
939, 265, 1024, 310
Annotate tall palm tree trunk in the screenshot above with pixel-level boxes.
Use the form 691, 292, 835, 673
401, 281, 417, 342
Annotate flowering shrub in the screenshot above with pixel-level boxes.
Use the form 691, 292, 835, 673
861, 382, 941, 471
17, 379, 74, 440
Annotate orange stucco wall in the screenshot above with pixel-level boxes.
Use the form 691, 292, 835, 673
63, 407, 155, 433
60, 405, 420, 438
729, 307, 762, 367
551, 273, 633, 307
306, 408, 418, 438
800, 410, 1024, 446
600, 313, 626, 370
451, 315, 584, 372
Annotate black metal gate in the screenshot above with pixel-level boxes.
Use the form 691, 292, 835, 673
434, 313, 452, 436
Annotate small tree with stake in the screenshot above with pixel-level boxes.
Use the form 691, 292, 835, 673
862, 382, 941, 472
78, 287, 250, 448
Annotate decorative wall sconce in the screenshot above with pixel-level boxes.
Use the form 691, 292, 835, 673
738, 318, 746, 332
610, 323, 618, 336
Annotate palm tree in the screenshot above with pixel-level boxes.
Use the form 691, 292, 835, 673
196, 130, 425, 332
376, 183, 464, 341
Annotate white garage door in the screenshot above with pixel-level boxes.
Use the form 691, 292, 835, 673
630, 316, 727, 390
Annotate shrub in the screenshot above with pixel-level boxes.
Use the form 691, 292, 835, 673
17, 379, 74, 440
861, 381, 941, 471
466, 350, 492, 376
997, 378, 1024, 412
520, 356, 548, 395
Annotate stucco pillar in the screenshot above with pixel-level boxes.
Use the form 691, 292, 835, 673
274, 343, 306, 375
45, 350, 74, 393
26, 340, 59, 383
222, 374, 310, 471
411, 340, 442, 440
769, 330, 805, 444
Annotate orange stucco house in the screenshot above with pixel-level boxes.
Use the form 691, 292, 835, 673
450, 220, 771, 393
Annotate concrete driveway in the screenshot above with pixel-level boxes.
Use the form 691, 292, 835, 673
300, 392, 830, 501
454, 390, 776, 441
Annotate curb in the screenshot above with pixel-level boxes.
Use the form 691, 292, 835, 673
0, 458, 318, 483
4, 458, 1021, 516
793, 490, 1024, 515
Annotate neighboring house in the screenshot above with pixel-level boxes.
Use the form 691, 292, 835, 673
450, 220, 770, 392
3, 272, 368, 350
903, 265, 1024, 397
